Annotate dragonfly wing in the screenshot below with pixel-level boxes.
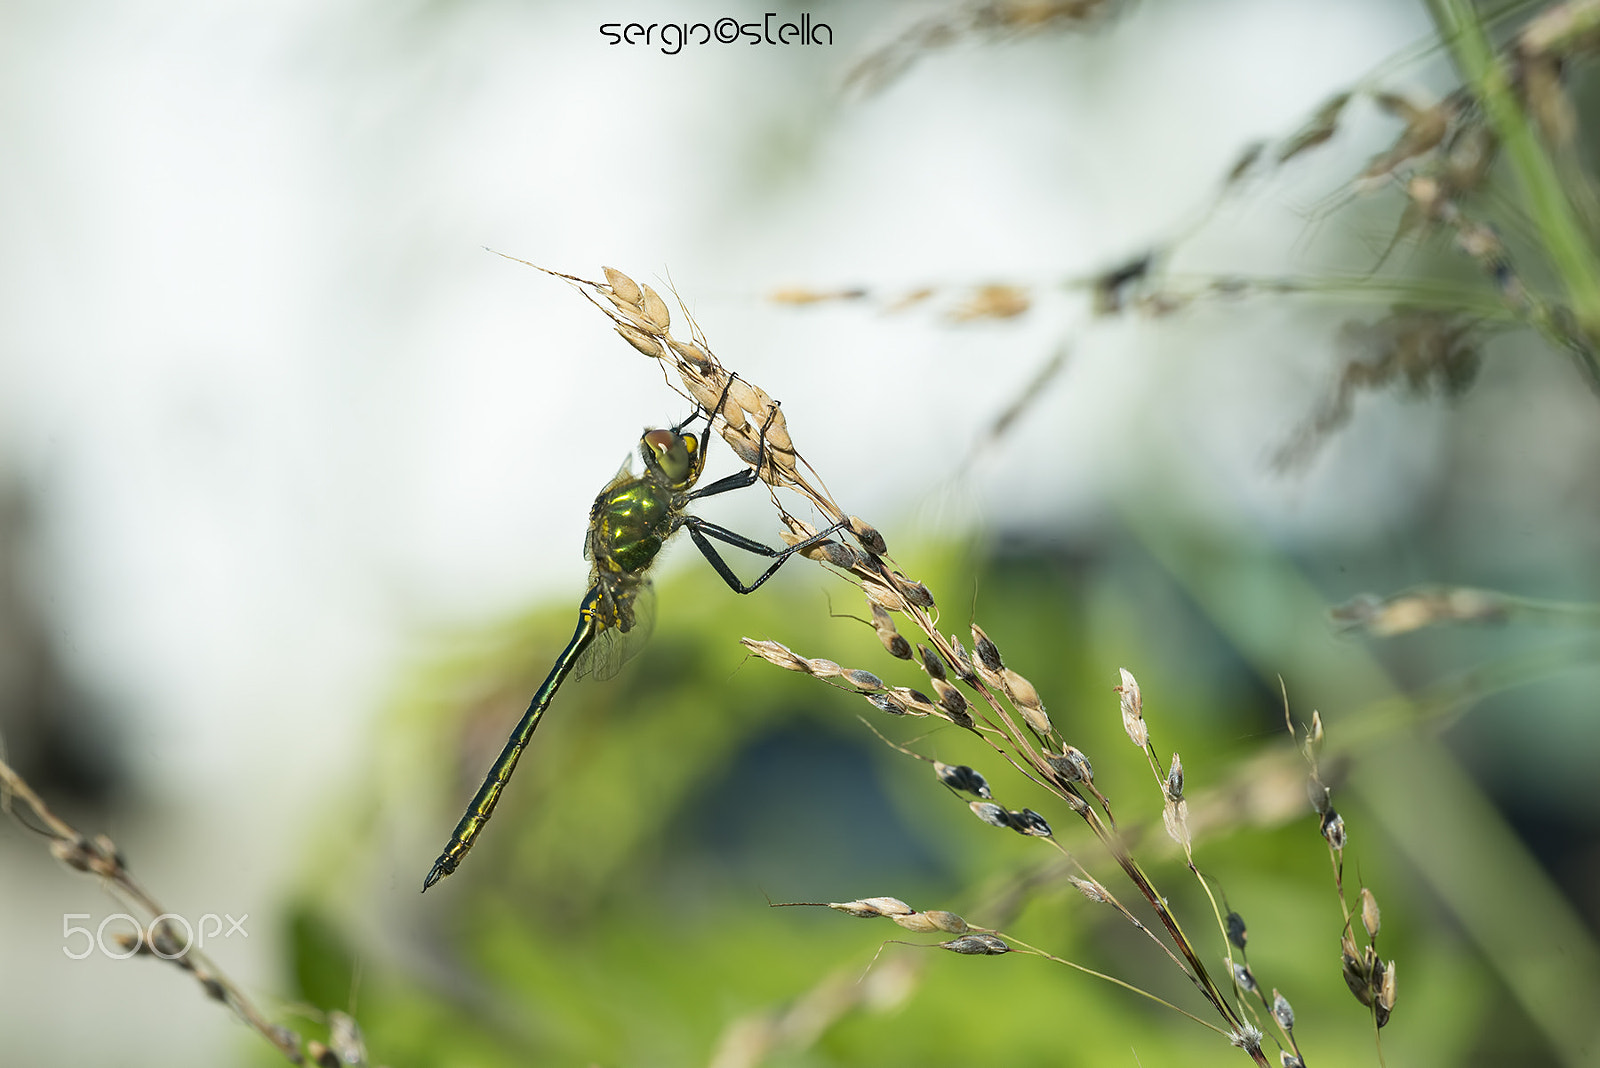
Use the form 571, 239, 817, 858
578, 581, 655, 681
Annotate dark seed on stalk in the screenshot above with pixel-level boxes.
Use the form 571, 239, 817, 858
1226, 910, 1248, 951
844, 669, 885, 691
934, 761, 991, 799
948, 637, 975, 681
969, 802, 1014, 829
1011, 808, 1052, 837
896, 576, 934, 609
940, 933, 1009, 955
1047, 745, 1094, 784
1320, 808, 1347, 850
867, 693, 907, 716
972, 624, 1003, 672
1165, 752, 1185, 802
1271, 990, 1295, 1030
848, 516, 887, 556
933, 679, 968, 717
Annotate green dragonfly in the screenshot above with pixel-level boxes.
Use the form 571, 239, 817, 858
424, 384, 845, 890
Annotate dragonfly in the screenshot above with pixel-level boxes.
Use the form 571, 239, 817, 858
424, 382, 845, 890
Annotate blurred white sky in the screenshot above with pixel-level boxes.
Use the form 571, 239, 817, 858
0, 0, 1433, 1062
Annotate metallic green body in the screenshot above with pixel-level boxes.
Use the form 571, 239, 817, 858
424, 429, 705, 890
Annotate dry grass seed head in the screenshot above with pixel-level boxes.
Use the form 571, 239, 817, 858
1117, 668, 1146, 747
1069, 875, 1109, 904
1163, 797, 1191, 848
1360, 887, 1381, 940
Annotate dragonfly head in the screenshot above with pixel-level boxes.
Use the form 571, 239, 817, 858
641, 427, 705, 489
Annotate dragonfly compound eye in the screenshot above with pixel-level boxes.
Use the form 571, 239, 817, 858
643, 429, 693, 483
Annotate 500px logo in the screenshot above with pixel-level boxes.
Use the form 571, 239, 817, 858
599, 13, 832, 55
62, 912, 248, 960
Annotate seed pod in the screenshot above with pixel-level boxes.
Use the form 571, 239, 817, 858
1360, 887, 1381, 940
877, 629, 912, 661
685, 372, 740, 427
636, 284, 671, 332
666, 336, 713, 373
932, 678, 968, 717
811, 539, 862, 570
1047, 745, 1094, 785
896, 687, 937, 715
917, 644, 947, 681
969, 802, 1014, 829
50, 836, 94, 873
1117, 668, 1146, 747
893, 909, 969, 935
848, 516, 887, 556
1068, 876, 1108, 904
943, 704, 975, 731
1271, 990, 1295, 1031
1163, 797, 1190, 849
1165, 752, 1185, 802
867, 692, 908, 716
727, 428, 760, 467
727, 376, 774, 423
933, 761, 991, 799
1233, 962, 1258, 995
602, 266, 643, 304
923, 910, 969, 934
1306, 775, 1331, 814
948, 637, 975, 681
1226, 911, 1248, 951
863, 579, 907, 614
762, 411, 794, 455
1341, 935, 1373, 1005
1376, 959, 1397, 1027
971, 624, 1003, 673
940, 933, 1009, 955
891, 911, 941, 933
844, 669, 885, 691
1011, 808, 1052, 837
895, 575, 934, 609
1321, 808, 1347, 850
615, 323, 664, 358
830, 896, 913, 918
1282, 1053, 1305, 1068
1307, 710, 1324, 755
804, 658, 841, 678
1001, 668, 1040, 709
740, 638, 806, 671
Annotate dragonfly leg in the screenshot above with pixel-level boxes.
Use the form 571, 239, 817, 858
685, 392, 784, 503
675, 370, 741, 437
683, 514, 849, 594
